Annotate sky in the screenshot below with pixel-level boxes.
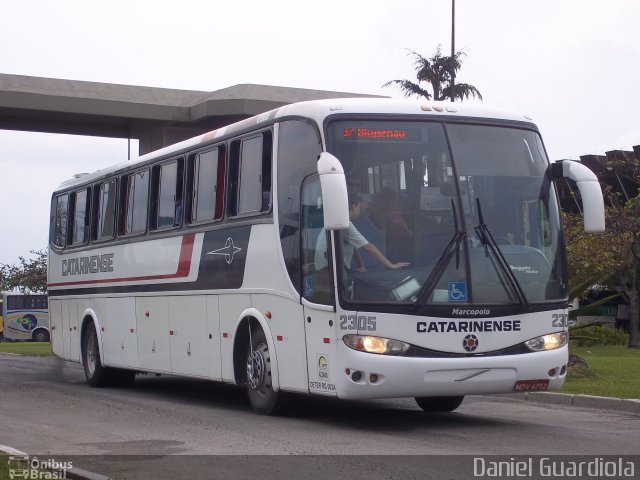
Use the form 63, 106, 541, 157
1, 0, 639, 265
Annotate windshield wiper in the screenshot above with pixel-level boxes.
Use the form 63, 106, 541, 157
474, 198, 529, 308
415, 200, 465, 307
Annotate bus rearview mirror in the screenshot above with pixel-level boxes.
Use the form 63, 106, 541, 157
317, 152, 349, 230
552, 160, 605, 233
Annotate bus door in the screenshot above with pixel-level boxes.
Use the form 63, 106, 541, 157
300, 177, 339, 396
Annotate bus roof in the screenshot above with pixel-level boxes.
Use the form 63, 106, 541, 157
53, 97, 536, 192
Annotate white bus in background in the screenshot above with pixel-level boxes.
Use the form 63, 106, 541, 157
47, 98, 604, 415
2, 292, 50, 342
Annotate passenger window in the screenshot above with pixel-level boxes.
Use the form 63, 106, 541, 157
121, 169, 149, 236
151, 159, 183, 230
189, 147, 225, 223
70, 188, 90, 246
92, 179, 117, 241
50, 193, 69, 248
229, 131, 272, 216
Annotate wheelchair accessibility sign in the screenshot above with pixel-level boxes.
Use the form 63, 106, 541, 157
448, 282, 468, 302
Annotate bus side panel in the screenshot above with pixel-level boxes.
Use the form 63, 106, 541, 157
102, 297, 138, 369
49, 299, 64, 358
251, 294, 308, 392
136, 296, 171, 372
304, 306, 339, 397
206, 295, 222, 380
219, 293, 251, 383
62, 300, 80, 361
169, 295, 208, 377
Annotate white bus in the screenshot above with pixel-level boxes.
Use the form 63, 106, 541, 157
47, 98, 604, 415
2, 292, 50, 342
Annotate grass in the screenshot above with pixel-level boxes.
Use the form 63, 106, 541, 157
562, 345, 640, 399
0, 342, 52, 356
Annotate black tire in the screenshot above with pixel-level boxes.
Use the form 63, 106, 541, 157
32, 329, 50, 343
82, 324, 110, 387
415, 396, 464, 413
246, 327, 288, 415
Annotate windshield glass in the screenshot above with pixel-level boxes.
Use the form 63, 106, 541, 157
326, 120, 567, 309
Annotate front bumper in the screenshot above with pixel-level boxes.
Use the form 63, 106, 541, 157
334, 341, 568, 399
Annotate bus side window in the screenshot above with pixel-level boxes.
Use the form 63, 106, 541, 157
228, 130, 272, 217
69, 188, 90, 246
188, 147, 225, 224
120, 169, 149, 236
50, 193, 69, 248
301, 175, 333, 306
150, 158, 184, 230
91, 178, 117, 241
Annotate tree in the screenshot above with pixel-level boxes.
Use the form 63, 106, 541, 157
383, 46, 482, 102
0, 249, 48, 293
564, 162, 640, 348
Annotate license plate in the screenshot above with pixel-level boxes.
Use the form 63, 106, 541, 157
513, 379, 549, 392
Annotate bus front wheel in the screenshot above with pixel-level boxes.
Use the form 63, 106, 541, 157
415, 396, 464, 413
246, 327, 288, 415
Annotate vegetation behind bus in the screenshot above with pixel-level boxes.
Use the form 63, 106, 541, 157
0, 249, 47, 293
563, 154, 640, 349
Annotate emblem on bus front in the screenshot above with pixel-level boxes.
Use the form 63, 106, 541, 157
206, 237, 242, 264
462, 334, 479, 352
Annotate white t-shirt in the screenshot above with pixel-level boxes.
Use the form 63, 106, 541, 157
315, 223, 369, 270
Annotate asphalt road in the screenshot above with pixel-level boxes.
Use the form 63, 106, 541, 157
1, 353, 639, 479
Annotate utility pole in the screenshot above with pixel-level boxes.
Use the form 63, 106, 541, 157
450, 0, 456, 102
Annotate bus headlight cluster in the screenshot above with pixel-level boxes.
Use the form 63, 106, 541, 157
343, 334, 410, 355
525, 332, 568, 352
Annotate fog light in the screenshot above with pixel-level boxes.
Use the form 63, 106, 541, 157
351, 371, 362, 382
370, 374, 378, 384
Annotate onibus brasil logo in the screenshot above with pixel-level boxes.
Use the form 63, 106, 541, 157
8, 455, 73, 479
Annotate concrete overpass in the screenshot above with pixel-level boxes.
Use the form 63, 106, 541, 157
0, 73, 380, 155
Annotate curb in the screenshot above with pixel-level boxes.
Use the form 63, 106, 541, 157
511, 392, 640, 414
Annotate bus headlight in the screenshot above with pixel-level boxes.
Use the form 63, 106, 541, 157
525, 332, 568, 352
343, 334, 410, 355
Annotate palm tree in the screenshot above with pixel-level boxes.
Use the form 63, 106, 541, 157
383, 46, 482, 102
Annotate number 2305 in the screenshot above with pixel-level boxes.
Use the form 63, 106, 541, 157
552, 313, 569, 328
339, 315, 376, 331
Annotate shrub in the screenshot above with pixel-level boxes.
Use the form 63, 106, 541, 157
569, 325, 629, 347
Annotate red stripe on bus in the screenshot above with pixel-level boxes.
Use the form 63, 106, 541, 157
47, 234, 196, 287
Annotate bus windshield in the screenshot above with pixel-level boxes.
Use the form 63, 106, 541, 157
326, 119, 567, 309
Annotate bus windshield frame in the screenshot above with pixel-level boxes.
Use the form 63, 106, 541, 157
325, 116, 567, 316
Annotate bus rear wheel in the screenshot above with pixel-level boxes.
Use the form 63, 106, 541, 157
246, 327, 288, 415
82, 324, 135, 387
83, 324, 109, 387
32, 329, 49, 343
415, 396, 464, 413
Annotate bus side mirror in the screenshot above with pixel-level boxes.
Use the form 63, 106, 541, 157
317, 152, 349, 230
552, 160, 605, 233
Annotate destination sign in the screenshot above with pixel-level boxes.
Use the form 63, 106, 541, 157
343, 127, 408, 140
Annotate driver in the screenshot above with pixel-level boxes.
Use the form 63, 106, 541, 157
315, 195, 410, 272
